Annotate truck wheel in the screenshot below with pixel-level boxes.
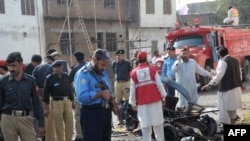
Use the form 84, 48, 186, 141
243, 59, 250, 81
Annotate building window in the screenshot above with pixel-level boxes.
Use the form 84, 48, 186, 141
104, 0, 115, 8
0, 0, 5, 14
97, 32, 104, 49
146, 0, 155, 14
60, 33, 75, 55
106, 32, 117, 52
57, 0, 66, 4
57, 0, 71, 4
21, 0, 35, 15
163, 0, 172, 14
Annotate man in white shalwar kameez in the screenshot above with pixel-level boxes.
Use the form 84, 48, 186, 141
129, 51, 167, 141
172, 47, 211, 108
202, 46, 243, 125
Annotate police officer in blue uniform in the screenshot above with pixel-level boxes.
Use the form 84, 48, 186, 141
162, 46, 177, 97
74, 49, 118, 141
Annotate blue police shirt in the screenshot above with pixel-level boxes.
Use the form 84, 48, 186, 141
162, 56, 177, 78
74, 63, 113, 105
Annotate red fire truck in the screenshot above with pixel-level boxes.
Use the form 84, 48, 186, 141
165, 21, 250, 88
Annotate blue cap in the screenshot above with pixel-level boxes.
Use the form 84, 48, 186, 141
166, 46, 175, 51
51, 60, 64, 67
93, 49, 112, 63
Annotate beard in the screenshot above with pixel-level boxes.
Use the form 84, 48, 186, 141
181, 56, 189, 62
93, 63, 104, 75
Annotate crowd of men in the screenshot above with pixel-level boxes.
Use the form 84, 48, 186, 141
0, 49, 85, 141
0, 44, 245, 141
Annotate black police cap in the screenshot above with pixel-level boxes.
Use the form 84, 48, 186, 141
51, 60, 64, 67
115, 49, 125, 55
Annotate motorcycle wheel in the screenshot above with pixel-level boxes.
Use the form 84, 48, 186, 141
201, 117, 217, 136
164, 124, 180, 141
125, 117, 138, 131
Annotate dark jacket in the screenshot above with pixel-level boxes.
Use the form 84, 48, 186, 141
218, 56, 242, 92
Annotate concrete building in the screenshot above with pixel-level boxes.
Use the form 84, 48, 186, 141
0, 0, 45, 63
128, 0, 176, 61
42, 0, 132, 66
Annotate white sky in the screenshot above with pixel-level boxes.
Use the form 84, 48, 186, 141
185, 0, 215, 4
176, 0, 216, 9
176, 0, 216, 14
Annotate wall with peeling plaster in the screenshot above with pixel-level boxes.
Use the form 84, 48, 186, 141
0, 0, 45, 63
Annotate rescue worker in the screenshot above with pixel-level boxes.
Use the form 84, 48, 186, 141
227, 6, 239, 25
112, 49, 132, 125
129, 51, 167, 141
0, 52, 45, 141
74, 49, 118, 141
43, 60, 75, 141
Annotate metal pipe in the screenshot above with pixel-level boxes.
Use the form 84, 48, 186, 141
94, 0, 97, 49
66, 0, 73, 66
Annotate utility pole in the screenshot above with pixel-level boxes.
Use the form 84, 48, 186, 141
94, 0, 97, 48
66, 0, 73, 66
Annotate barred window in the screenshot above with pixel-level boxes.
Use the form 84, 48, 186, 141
104, 0, 115, 8
163, 0, 172, 14
57, 0, 71, 4
106, 32, 117, 52
97, 32, 104, 49
146, 0, 155, 14
0, 0, 5, 14
60, 33, 75, 55
21, 0, 35, 15
57, 0, 66, 4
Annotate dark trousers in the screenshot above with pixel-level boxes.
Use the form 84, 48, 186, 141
118, 100, 129, 120
80, 105, 112, 141
166, 85, 176, 97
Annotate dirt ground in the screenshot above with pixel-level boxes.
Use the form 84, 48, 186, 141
111, 81, 250, 141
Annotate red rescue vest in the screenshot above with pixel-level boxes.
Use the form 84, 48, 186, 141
130, 63, 162, 105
